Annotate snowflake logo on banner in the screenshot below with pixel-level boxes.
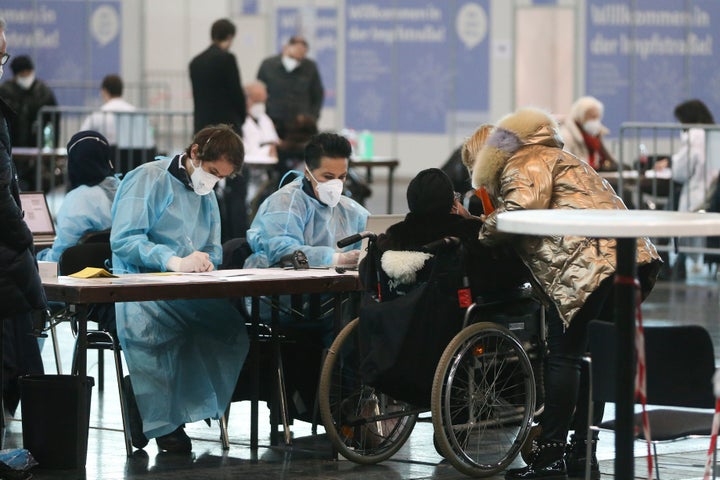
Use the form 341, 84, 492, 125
402, 53, 452, 125
355, 89, 384, 125
633, 58, 684, 122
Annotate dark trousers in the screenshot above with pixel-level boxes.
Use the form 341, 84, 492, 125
3, 312, 44, 415
541, 277, 614, 442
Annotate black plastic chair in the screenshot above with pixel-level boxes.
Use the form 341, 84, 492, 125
57, 241, 134, 455
588, 321, 717, 480
222, 238, 295, 446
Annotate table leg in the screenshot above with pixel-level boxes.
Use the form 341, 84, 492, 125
75, 304, 89, 468
35, 152, 42, 192
387, 166, 395, 214
251, 297, 260, 450
0, 314, 4, 448
614, 238, 637, 480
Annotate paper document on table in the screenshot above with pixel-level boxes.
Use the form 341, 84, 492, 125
181, 269, 254, 278
69, 267, 118, 279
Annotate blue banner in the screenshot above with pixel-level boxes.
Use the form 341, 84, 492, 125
586, 1, 720, 135
345, 0, 490, 134
0, 0, 121, 107
275, 6, 337, 108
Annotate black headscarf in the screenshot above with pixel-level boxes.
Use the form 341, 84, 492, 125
67, 130, 113, 191
406, 167, 454, 215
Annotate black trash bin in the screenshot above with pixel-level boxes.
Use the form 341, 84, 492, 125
20, 375, 94, 469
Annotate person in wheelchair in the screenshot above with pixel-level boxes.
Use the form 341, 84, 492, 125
37, 131, 119, 263
472, 107, 661, 480
365, 167, 529, 297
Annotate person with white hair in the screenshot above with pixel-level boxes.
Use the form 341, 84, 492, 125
559, 96, 617, 171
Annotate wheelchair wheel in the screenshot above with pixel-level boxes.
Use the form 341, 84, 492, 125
431, 322, 536, 477
318, 318, 419, 464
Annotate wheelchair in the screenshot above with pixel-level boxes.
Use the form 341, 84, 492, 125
318, 233, 546, 477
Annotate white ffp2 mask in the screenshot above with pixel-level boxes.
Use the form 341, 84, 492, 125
582, 119, 603, 137
307, 168, 343, 207
190, 158, 220, 196
16, 74, 35, 90
282, 56, 299, 72
249, 103, 266, 119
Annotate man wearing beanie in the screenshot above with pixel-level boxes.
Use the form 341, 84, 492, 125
37, 131, 119, 263
0, 54, 58, 148
0, 54, 58, 191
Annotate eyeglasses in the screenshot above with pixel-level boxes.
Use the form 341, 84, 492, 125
0, 53, 10, 66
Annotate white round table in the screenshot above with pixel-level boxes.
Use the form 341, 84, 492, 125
497, 209, 720, 479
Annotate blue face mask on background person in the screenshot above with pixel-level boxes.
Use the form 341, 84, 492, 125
191, 158, 220, 196
306, 168, 343, 207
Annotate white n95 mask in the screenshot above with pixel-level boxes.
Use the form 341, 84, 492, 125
249, 102, 266, 119
191, 159, 220, 196
16, 74, 35, 90
282, 56, 299, 72
307, 168, 344, 207
582, 119, 603, 137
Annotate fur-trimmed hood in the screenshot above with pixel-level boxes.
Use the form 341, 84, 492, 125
472, 107, 564, 196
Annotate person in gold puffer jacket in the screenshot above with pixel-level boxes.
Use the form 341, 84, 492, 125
472, 107, 661, 480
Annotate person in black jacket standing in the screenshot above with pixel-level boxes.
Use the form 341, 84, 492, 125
0, 17, 46, 421
257, 35, 324, 139
189, 18, 246, 134
190, 18, 248, 240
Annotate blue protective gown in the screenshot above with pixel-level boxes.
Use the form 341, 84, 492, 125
37, 176, 119, 262
244, 177, 369, 343
110, 156, 249, 439
244, 176, 369, 268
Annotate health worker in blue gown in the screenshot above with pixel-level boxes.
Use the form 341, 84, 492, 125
110, 124, 248, 453
37, 130, 119, 262
244, 132, 369, 343
244, 131, 369, 269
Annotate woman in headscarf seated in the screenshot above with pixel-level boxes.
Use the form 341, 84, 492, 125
37, 130, 119, 262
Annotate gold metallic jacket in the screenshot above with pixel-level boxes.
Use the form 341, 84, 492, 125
472, 107, 660, 327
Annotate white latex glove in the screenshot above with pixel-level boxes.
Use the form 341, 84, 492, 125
166, 251, 214, 273
333, 249, 360, 266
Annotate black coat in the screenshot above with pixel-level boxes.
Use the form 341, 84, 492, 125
257, 54, 324, 127
373, 213, 530, 294
0, 78, 58, 147
189, 44, 246, 134
0, 97, 47, 316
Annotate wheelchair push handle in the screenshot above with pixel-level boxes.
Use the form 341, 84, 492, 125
337, 231, 377, 249
420, 236, 461, 253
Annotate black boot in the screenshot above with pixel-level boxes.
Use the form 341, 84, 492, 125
156, 425, 192, 453
565, 435, 600, 480
505, 438, 567, 480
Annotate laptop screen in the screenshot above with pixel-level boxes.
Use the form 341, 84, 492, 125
19, 192, 56, 236
364, 214, 405, 237
359, 214, 405, 261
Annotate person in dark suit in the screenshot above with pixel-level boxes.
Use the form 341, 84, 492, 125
0, 17, 46, 417
189, 18, 248, 240
189, 18, 246, 134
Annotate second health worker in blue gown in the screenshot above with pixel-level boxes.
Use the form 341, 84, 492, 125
110, 124, 249, 453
